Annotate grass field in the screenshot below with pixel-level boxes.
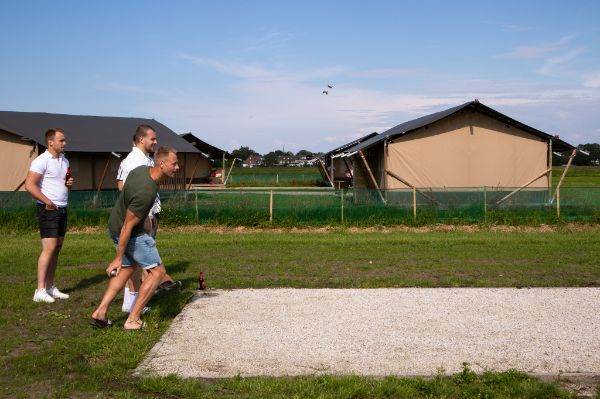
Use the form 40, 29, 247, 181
226, 165, 600, 188
553, 166, 600, 187
1, 227, 599, 398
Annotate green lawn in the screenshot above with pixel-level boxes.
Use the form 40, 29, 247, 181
553, 166, 600, 187
1, 228, 598, 398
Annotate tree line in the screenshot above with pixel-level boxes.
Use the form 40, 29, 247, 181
232, 142, 600, 167
230, 146, 323, 167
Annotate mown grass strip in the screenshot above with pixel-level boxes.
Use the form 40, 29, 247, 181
1, 230, 597, 397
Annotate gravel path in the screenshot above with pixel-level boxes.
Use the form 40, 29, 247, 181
136, 288, 600, 378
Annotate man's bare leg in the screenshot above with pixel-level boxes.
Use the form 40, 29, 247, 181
92, 266, 136, 321
38, 237, 61, 289
44, 236, 64, 288
125, 265, 166, 328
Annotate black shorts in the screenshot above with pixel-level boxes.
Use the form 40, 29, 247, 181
36, 204, 68, 238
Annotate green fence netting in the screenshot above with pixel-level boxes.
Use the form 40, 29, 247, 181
1, 187, 600, 229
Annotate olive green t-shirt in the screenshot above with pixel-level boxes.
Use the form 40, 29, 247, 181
108, 166, 158, 237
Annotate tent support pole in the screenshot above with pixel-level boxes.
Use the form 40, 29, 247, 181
551, 148, 577, 203
97, 154, 111, 194
386, 170, 436, 204
186, 156, 204, 190
222, 153, 226, 183
319, 159, 334, 188
496, 167, 552, 205
358, 150, 386, 203
547, 139, 553, 201
14, 179, 26, 192
223, 159, 237, 185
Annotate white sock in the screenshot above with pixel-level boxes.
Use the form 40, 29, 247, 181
122, 287, 138, 312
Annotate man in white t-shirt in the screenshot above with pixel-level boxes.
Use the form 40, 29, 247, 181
117, 124, 180, 313
25, 128, 74, 303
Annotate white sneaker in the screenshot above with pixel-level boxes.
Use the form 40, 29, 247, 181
47, 286, 69, 299
33, 289, 55, 303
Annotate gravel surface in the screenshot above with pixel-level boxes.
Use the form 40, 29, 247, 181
136, 288, 600, 378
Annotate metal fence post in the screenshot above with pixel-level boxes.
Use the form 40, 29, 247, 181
341, 188, 344, 224
483, 186, 487, 222
412, 187, 416, 222
269, 190, 273, 224
195, 190, 198, 222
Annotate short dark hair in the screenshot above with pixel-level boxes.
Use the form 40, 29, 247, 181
134, 124, 155, 144
45, 128, 64, 145
154, 146, 177, 162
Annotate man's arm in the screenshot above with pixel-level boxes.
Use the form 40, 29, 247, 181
106, 209, 141, 276
117, 180, 124, 191
24, 171, 56, 210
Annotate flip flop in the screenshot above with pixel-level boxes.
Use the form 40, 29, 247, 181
123, 319, 146, 331
90, 317, 113, 328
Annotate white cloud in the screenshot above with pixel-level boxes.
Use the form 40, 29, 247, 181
584, 74, 600, 88
536, 48, 584, 76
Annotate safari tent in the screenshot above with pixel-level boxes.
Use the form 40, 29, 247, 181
0, 111, 205, 191
335, 101, 576, 196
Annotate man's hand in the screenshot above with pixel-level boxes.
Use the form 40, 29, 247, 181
44, 202, 57, 210
65, 177, 74, 188
106, 259, 122, 277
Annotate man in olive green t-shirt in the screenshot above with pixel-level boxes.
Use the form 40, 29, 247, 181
91, 146, 179, 330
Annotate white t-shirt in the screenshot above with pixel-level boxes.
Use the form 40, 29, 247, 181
29, 150, 70, 207
116, 147, 161, 215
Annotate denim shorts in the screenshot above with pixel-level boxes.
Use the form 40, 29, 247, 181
109, 232, 162, 269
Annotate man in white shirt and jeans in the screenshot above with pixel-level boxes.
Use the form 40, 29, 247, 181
117, 124, 180, 313
25, 128, 74, 303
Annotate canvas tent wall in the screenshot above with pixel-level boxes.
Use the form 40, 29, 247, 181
0, 111, 203, 191
341, 101, 575, 191
181, 132, 231, 184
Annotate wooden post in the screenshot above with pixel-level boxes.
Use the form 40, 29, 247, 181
222, 153, 226, 183
556, 187, 560, 218
96, 154, 112, 194
318, 159, 334, 188
340, 188, 344, 224
195, 190, 199, 222
269, 190, 273, 224
496, 167, 552, 205
412, 187, 416, 221
13, 179, 26, 192
187, 156, 204, 190
386, 170, 436, 204
551, 148, 577, 203
547, 139, 553, 201
358, 150, 386, 203
224, 159, 237, 185
483, 186, 487, 221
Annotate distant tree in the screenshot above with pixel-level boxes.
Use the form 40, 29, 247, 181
572, 143, 600, 166
296, 150, 314, 157
231, 146, 259, 161
262, 151, 279, 166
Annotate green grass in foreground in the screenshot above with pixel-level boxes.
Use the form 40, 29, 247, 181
1, 229, 598, 398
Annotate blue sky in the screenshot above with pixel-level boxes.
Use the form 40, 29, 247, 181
1, 1, 599, 154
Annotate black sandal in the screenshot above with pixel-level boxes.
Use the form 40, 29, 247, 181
90, 317, 113, 328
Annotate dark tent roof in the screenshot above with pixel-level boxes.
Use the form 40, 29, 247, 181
180, 133, 230, 159
342, 101, 575, 155
0, 111, 200, 153
325, 132, 379, 157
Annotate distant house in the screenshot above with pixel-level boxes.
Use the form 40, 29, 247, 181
243, 154, 263, 168
328, 101, 575, 192
0, 111, 204, 191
